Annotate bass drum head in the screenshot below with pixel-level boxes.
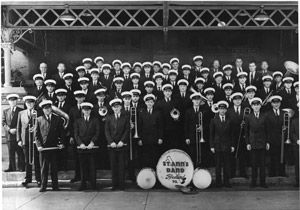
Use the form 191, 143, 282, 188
136, 168, 156, 190
156, 149, 194, 190
192, 168, 212, 189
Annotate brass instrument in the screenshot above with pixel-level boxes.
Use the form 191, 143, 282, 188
284, 61, 299, 77
99, 106, 108, 117
195, 111, 205, 166
28, 110, 37, 165
52, 105, 69, 129
129, 107, 140, 160
170, 108, 180, 121
235, 107, 251, 159
262, 90, 274, 106
280, 108, 295, 163
211, 104, 219, 114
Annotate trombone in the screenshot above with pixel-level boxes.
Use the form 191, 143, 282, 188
195, 111, 205, 166
129, 107, 139, 160
28, 110, 37, 165
235, 107, 251, 159
280, 108, 295, 163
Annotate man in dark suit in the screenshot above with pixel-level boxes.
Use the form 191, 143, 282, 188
209, 59, 222, 80
233, 72, 248, 94
140, 62, 154, 85
265, 96, 286, 177
109, 77, 124, 101
167, 70, 179, 95
17, 96, 41, 187
89, 68, 104, 93
155, 84, 180, 152
74, 102, 99, 191
247, 61, 262, 89
222, 64, 235, 85
52, 62, 67, 87
35, 100, 65, 192
2, 94, 24, 172
99, 64, 114, 92
121, 62, 132, 91
232, 57, 246, 78
105, 98, 130, 190
178, 65, 194, 90
78, 77, 95, 103
138, 94, 163, 168
191, 55, 203, 79
129, 73, 142, 91
170, 57, 180, 71
153, 73, 165, 101
259, 61, 273, 77
74, 66, 89, 89
28, 74, 46, 98
112, 59, 123, 78
68, 90, 86, 183
200, 68, 213, 88
62, 73, 77, 106
38, 62, 51, 80
290, 107, 299, 187
271, 71, 284, 92
210, 101, 234, 188
44, 79, 57, 103
212, 72, 225, 102
278, 77, 296, 109
245, 97, 269, 188
227, 92, 249, 178
222, 83, 234, 108
256, 75, 273, 113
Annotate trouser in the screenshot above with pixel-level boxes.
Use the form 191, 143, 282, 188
293, 146, 299, 184
250, 149, 266, 185
7, 140, 25, 171
231, 142, 249, 177
269, 144, 286, 176
78, 152, 96, 188
109, 149, 127, 189
215, 151, 230, 185
23, 145, 41, 182
72, 144, 81, 179
57, 136, 69, 171
39, 151, 58, 190
187, 142, 212, 168
127, 138, 138, 180
141, 144, 159, 169
163, 129, 180, 151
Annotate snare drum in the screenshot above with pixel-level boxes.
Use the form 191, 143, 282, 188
136, 168, 156, 190
156, 149, 194, 190
192, 168, 212, 189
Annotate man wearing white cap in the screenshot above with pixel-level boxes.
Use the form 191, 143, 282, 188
28, 74, 45, 98
94, 56, 104, 71
109, 77, 124, 100
153, 73, 165, 100
210, 101, 234, 188
133, 62, 143, 74
105, 98, 130, 190
129, 73, 141, 90
222, 64, 234, 84
52, 62, 67, 87
17, 96, 41, 187
152, 61, 161, 74
245, 97, 269, 188
257, 75, 273, 112
44, 79, 57, 103
99, 64, 113, 92
121, 63, 132, 91
138, 94, 163, 168
162, 63, 171, 81
140, 62, 153, 85
62, 73, 76, 106
35, 100, 65, 192
200, 67, 213, 88
112, 59, 123, 77
265, 96, 287, 177
89, 68, 102, 93
242, 86, 257, 109
121, 91, 132, 114
3, 94, 24, 172
74, 102, 99, 191
278, 77, 295, 109
233, 72, 248, 94
192, 55, 203, 78
212, 71, 225, 102
179, 64, 193, 88
167, 70, 179, 94
170, 58, 180, 71
222, 83, 234, 107
271, 71, 284, 92
78, 77, 95, 103
82, 58, 93, 71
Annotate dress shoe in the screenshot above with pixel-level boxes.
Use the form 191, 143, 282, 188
224, 184, 232, 188
250, 183, 256, 188
39, 188, 46, 192
37, 181, 41, 187
21, 180, 31, 186
70, 177, 81, 183
260, 184, 268, 188
4, 169, 14, 172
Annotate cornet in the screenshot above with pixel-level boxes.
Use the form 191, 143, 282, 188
28, 110, 37, 165
99, 106, 108, 117
170, 108, 180, 121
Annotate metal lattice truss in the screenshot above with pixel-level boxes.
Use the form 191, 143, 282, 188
2, 4, 298, 30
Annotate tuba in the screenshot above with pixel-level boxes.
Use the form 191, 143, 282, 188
170, 108, 180, 121
284, 61, 299, 77
52, 105, 69, 129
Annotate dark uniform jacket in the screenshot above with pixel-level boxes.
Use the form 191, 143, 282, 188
184, 107, 200, 144
290, 117, 299, 146
68, 105, 83, 139
2, 106, 23, 141
74, 116, 99, 146
105, 112, 130, 145
265, 109, 284, 146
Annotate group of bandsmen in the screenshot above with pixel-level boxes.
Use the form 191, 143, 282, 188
2, 56, 299, 192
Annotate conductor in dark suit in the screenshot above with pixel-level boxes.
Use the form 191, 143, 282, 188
210, 101, 234, 188
35, 100, 65, 192
74, 102, 99, 191
245, 97, 269, 188
2, 94, 24, 172
138, 94, 163, 168
105, 98, 130, 190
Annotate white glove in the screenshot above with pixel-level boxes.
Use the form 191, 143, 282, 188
231, 147, 235, 153
297, 140, 299, 145
185, 139, 190, 145
80, 143, 86, 149
247, 144, 251, 151
117, 141, 124, 148
70, 137, 75, 145
58, 144, 64, 149
18, 141, 23, 147
138, 140, 142, 146
37, 147, 43, 152
110, 142, 117, 148
9, 128, 16, 134
266, 143, 270, 151
210, 148, 215, 153
158, 139, 163, 145
87, 141, 94, 149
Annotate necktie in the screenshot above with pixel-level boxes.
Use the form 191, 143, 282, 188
195, 107, 198, 113
58, 102, 62, 109
182, 93, 184, 98
85, 117, 88, 123
288, 89, 291, 94
222, 116, 225, 122
250, 73, 252, 84
11, 108, 15, 117
47, 116, 51, 123
148, 109, 151, 115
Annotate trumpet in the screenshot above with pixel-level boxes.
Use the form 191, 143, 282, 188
235, 107, 251, 159
195, 111, 205, 166
129, 107, 139, 160
99, 106, 108, 117
280, 108, 295, 163
170, 108, 180, 121
28, 110, 37, 165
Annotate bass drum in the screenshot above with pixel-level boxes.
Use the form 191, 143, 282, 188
192, 168, 212, 189
156, 149, 194, 190
136, 168, 156, 190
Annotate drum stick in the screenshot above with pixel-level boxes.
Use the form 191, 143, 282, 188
41, 147, 60, 151
77, 146, 99, 149
107, 144, 128, 148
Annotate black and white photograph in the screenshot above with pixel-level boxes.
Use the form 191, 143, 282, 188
1, 0, 299, 209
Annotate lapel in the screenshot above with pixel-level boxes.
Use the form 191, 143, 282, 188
22, 110, 30, 125
7, 108, 12, 122
251, 114, 260, 132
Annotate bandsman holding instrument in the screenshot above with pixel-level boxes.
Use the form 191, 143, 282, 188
35, 100, 65, 192
44, 79, 57, 103
2, 94, 24, 172
257, 75, 273, 113
271, 71, 284, 92
105, 98, 130, 190
74, 102, 99, 191
17, 96, 41, 187
138, 94, 163, 168
245, 97, 269, 188
242, 86, 257, 109
210, 101, 234, 188
278, 77, 295, 109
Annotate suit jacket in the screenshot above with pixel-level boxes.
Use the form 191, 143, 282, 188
290, 117, 299, 146
2, 106, 23, 141
278, 88, 296, 109
258, 70, 274, 77
99, 75, 113, 92
44, 92, 57, 103
184, 108, 200, 143
223, 75, 235, 85
232, 66, 247, 78
233, 83, 247, 94
209, 69, 222, 80
245, 113, 268, 149
35, 114, 65, 148
209, 116, 234, 152
265, 109, 284, 145
174, 92, 192, 122
105, 112, 130, 145
69, 105, 83, 138
247, 71, 262, 88
227, 106, 244, 141
52, 73, 65, 87
74, 116, 99, 146
17, 109, 35, 145
138, 109, 163, 144
89, 79, 105, 93
288, 95, 299, 115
